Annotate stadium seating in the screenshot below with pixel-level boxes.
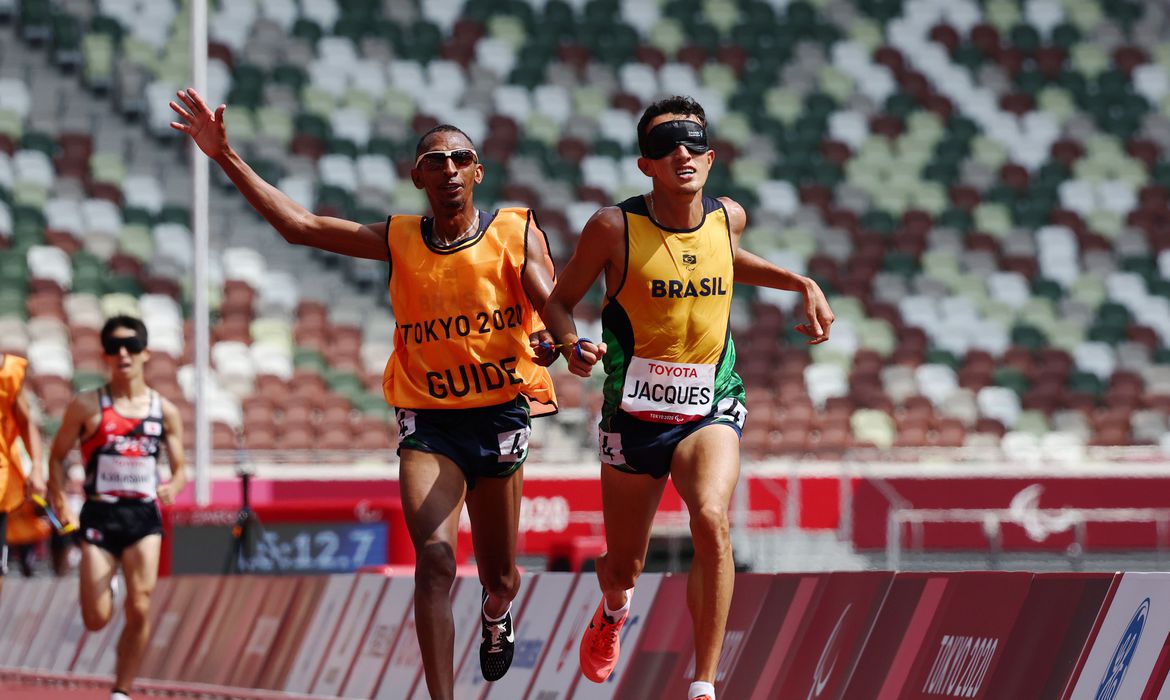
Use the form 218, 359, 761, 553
3, 0, 1170, 459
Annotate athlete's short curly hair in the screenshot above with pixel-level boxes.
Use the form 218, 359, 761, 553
637, 96, 708, 156
415, 124, 476, 157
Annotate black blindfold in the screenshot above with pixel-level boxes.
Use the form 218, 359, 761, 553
640, 119, 710, 160
102, 335, 146, 355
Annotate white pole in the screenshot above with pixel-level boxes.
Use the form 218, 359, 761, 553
191, 0, 211, 506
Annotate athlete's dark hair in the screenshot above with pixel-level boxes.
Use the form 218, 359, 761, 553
637, 96, 708, 156
100, 315, 148, 347
415, 124, 476, 157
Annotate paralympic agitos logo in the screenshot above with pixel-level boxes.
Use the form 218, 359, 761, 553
1095, 597, 1150, 700
809, 605, 851, 699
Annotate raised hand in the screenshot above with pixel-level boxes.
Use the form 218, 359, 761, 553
169, 88, 229, 161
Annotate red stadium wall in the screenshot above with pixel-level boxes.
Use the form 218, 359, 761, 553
4, 571, 1170, 699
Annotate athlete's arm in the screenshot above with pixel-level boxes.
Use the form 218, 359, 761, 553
13, 390, 45, 496
170, 88, 389, 261
543, 207, 623, 376
522, 214, 559, 366
721, 197, 835, 344
156, 398, 187, 505
47, 393, 97, 527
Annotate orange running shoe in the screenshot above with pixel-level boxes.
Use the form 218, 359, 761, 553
579, 600, 627, 682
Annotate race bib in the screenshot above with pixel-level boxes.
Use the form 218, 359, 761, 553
619, 356, 715, 423
96, 454, 158, 498
599, 430, 625, 465
496, 426, 531, 463
395, 409, 418, 440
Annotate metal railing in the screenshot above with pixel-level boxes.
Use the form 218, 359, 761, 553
886, 506, 1170, 569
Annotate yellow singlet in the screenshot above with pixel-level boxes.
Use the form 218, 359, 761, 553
601, 195, 744, 424
382, 208, 557, 416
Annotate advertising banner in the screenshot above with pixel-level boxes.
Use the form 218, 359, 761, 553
745, 575, 828, 700
854, 478, 1170, 551
225, 578, 301, 688
226, 576, 301, 688
18, 578, 69, 670
50, 602, 88, 674
342, 577, 415, 698
163, 499, 405, 575
983, 573, 1116, 700
659, 574, 776, 699
284, 574, 356, 693
763, 571, 895, 700
474, 572, 544, 700
255, 576, 329, 690
1, 577, 56, 667
311, 573, 387, 696
140, 575, 200, 680
373, 578, 425, 700
572, 573, 664, 700
1065, 573, 1170, 700
614, 574, 694, 700
531, 573, 594, 697
437, 577, 497, 700
184, 576, 272, 684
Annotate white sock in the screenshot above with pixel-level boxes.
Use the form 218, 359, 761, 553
111, 692, 131, 700
603, 589, 632, 620
483, 598, 511, 623
688, 681, 715, 699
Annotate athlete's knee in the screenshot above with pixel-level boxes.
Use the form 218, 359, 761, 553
414, 541, 457, 593
123, 593, 152, 628
480, 565, 520, 602
689, 504, 731, 553
598, 552, 643, 592
81, 605, 112, 631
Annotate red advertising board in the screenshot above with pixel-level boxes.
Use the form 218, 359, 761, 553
614, 575, 694, 700
893, 572, 1033, 699
982, 573, 1116, 700
853, 478, 1170, 551
760, 572, 895, 700
844, 572, 1034, 699
658, 574, 776, 699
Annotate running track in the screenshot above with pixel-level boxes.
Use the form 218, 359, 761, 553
1, 679, 108, 699
0, 671, 322, 699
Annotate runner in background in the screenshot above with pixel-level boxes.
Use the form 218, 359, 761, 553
47, 316, 188, 700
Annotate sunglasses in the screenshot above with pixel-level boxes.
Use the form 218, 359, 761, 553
413, 148, 479, 171
102, 336, 146, 356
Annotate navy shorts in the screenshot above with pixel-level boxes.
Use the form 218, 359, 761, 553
80, 499, 163, 557
395, 397, 532, 489
599, 397, 747, 479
